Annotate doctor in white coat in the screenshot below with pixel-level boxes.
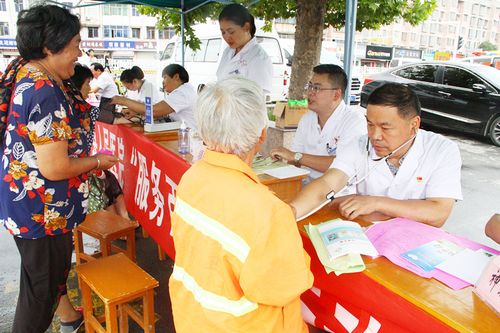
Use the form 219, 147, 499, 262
291, 83, 462, 228
216, 3, 272, 98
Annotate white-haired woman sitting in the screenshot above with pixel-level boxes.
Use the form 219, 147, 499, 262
168, 77, 313, 333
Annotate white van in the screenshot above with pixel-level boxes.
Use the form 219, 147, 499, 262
157, 24, 290, 102
281, 40, 362, 105
459, 55, 500, 70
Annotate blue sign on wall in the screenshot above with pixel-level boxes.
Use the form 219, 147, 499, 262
0, 38, 17, 49
103, 40, 135, 49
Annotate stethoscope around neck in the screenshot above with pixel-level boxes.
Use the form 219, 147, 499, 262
296, 130, 418, 222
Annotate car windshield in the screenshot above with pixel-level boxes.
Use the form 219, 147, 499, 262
471, 65, 500, 88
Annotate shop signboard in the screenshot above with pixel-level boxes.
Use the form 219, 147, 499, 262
365, 45, 393, 60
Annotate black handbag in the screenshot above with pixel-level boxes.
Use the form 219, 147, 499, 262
97, 97, 116, 124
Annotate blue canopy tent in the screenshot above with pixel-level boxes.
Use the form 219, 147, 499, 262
58, 0, 228, 65
55, 0, 357, 101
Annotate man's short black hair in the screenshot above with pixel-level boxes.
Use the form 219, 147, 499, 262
16, 5, 80, 61
162, 64, 189, 83
70, 63, 93, 90
91, 62, 105, 72
312, 64, 348, 95
367, 82, 421, 119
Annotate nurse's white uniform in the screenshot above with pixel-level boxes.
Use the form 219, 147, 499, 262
216, 37, 273, 96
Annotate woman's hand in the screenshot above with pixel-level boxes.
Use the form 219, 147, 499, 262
93, 153, 119, 171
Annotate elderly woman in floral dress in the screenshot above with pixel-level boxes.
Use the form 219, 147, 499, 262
0, 5, 117, 333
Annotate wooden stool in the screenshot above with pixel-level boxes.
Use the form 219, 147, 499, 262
74, 211, 139, 264
76, 253, 159, 332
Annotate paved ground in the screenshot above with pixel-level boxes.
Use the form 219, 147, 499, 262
1, 126, 499, 332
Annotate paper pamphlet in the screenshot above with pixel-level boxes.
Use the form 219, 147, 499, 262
304, 223, 365, 275
400, 239, 463, 273
316, 219, 379, 260
435, 248, 493, 285
365, 218, 500, 290
251, 156, 288, 175
263, 165, 310, 179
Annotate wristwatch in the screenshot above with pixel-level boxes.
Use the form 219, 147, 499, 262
294, 152, 303, 166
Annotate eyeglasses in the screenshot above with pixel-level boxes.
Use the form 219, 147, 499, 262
304, 83, 339, 93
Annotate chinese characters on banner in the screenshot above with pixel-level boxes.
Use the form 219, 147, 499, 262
94, 122, 190, 258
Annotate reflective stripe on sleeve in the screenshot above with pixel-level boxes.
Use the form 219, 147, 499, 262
172, 265, 258, 317
174, 198, 250, 263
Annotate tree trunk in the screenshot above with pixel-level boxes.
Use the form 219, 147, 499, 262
288, 0, 327, 100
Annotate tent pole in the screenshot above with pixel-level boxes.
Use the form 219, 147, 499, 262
343, 0, 357, 104
181, 0, 185, 67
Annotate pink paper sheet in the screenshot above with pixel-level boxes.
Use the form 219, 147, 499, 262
365, 218, 500, 290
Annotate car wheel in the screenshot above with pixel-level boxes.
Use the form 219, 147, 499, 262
489, 116, 500, 147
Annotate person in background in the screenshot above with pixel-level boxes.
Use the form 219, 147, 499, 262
291, 83, 462, 227
485, 213, 500, 244
111, 65, 162, 111
0, 5, 117, 333
270, 64, 366, 182
103, 52, 110, 72
216, 3, 273, 98
68, 63, 129, 219
78, 49, 91, 67
88, 48, 97, 63
169, 77, 313, 333
89, 62, 119, 122
112, 64, 197, 130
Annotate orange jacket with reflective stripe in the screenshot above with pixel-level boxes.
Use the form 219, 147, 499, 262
169, 150, 313, 333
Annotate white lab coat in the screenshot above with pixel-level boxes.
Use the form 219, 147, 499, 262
331, 129, 463, 200
216, 37, 273, 96
292, 101, 367, 180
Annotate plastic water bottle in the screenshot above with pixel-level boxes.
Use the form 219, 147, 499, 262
178, 120, 190, 154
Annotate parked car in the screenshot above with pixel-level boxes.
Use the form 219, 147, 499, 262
459, 55, 500, 70
157, 24, 289, 102
282, 41, 362, 104
361, 61, 500, 146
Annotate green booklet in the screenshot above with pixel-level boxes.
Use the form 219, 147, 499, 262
305, 219, 374, 275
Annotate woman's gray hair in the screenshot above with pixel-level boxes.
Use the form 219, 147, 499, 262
195, 77, 267, 157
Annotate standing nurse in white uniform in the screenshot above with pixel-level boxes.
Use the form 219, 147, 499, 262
216, 4, 272, 98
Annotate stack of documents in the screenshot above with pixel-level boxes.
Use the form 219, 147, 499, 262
366, 218, 500, 289
305, 219, 379, 275
401, 239, 494, 285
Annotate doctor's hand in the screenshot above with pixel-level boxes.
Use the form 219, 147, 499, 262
270, 147, 293, 163
338, 195, 380, 220
110, 95, 126, 105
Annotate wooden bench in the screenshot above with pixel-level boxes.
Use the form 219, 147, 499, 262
75, 253, 159, 332
74, 211, 139, 264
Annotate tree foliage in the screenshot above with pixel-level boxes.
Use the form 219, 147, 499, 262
140, 0, 437, 50
140, 0, 436, 99
478, 41, 497, 51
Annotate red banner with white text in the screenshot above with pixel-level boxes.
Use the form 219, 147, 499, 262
93, 122, 189, 258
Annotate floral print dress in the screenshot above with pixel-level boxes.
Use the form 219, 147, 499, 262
0, 64, 90, 239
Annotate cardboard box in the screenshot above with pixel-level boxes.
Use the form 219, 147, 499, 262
273, 101, 309, 129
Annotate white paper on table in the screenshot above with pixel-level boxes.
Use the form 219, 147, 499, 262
264, 165, 310, 179
435, 248, 493, 285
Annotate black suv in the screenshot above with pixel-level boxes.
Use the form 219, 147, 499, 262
361, 62, 500, 146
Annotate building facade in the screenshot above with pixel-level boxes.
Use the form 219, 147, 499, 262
0, 0, 175, 73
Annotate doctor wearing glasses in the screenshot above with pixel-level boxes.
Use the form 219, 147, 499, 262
292, 83, 462, 227
216, 3, 272, 98
270, 64, 366, 181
